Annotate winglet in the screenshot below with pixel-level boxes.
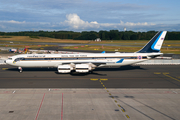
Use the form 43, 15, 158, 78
116, 59, 124, 63
101, 51, 106, 53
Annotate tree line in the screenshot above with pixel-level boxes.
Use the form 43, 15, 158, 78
0, 30, 180, 40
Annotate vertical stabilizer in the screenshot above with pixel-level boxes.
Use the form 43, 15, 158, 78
137, 31, 167, 53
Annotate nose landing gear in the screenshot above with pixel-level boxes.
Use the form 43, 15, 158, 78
18, 67, 23, 73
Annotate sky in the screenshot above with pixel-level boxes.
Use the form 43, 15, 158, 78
0, 0, 180, 32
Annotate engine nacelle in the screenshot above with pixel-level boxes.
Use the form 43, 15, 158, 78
58, 64, 74, 73
75, 64, 93, 73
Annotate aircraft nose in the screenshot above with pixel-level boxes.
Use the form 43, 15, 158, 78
4, 60, 10, 64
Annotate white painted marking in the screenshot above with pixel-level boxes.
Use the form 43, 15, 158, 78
12, 91, 16, 94
173, 91, 177, 94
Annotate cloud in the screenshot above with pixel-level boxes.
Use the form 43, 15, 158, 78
60, 13, 156, 31
62, 14, 100, 29
5, 20, 26, 24
119, 20, 155, 26
0, 20, 52, 32
0, 14, 180, 32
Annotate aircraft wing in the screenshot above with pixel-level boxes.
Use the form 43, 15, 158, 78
61, 59, 124, 66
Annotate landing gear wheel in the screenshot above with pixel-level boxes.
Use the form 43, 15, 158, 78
18, 67, 23, 73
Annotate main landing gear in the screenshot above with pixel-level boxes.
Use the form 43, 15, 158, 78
18, 67, 23, 73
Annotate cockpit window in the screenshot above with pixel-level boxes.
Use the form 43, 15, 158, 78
14, 57, 24, 62
8, 58, 13, 60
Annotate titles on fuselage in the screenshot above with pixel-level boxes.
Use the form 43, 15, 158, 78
61, 55, 87, 57
26, 55, 87, 58
27, 55, 46, 58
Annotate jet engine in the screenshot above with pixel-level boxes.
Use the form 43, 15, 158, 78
75, 64, 94, 73
58, 64, 74, 73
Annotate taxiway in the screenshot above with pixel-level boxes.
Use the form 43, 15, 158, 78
0, 65, 180, 120
0, 65, 180, 88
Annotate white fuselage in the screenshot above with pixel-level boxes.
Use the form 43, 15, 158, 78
5, 52, 162, 68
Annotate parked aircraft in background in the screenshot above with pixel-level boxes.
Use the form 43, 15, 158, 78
5, 31, 167, 73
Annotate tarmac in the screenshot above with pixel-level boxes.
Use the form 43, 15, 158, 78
0, 88, 180, 120
0, 65, 180, 88
0, 65, 180, 120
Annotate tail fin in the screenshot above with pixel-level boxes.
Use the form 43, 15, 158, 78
137, 31, 167, 53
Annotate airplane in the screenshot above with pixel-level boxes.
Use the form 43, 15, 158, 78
5, 31, 167, 73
